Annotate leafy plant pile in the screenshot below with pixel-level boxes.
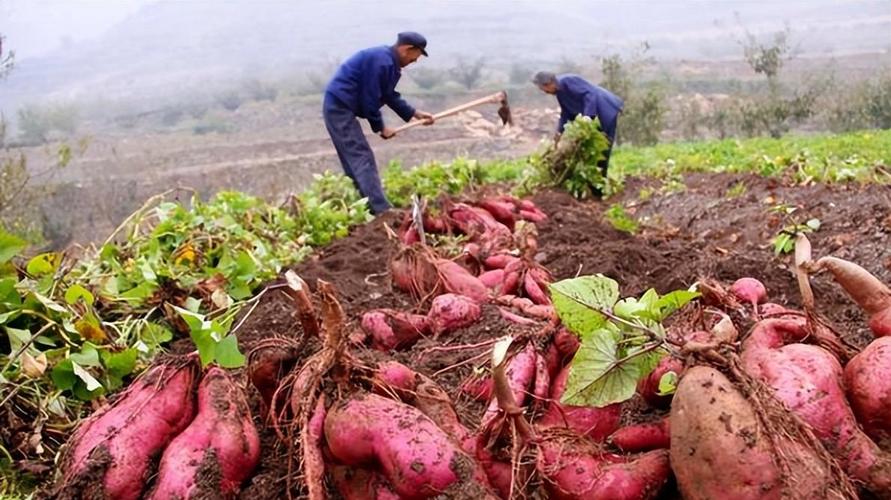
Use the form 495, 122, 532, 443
523, 116, 612, 198
0, 174, 368, 481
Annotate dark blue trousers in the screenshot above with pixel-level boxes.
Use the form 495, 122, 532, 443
322, 92, 391, 214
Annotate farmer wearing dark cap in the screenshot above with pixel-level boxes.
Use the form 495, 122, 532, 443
533, 71, 624, 192
323, 32, 435, 214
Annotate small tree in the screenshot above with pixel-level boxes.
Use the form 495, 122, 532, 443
0, 34, 13, 79
600, 49, 666, 146
409, 67, 444, 90
509, 62, 533, 85
450, 57, 486, 90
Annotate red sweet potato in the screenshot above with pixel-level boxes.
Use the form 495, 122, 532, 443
324, 392, 495, 499
148, 367, 260, 499
461, 375, 494, 401
480, 343, 537, 430
533, 353, 551, 403
435, 258, 490, 303
372, 360, 418, 397
670, 365, 840, 500
361, 309, 431, 351
58, 359, 198, 500
741, 317, 891, 496
330, 466, 401, 500
609, 418, 670, 452
523, 270, 551, 305
483, 252, 519, 270
808, 256, 891, 337
636, 356, 683, 409
730, 277, 767, 308
427, 293, 482, 336
537, 438, 670, 500
479, 269, 506, 289
477, 198, 517, 230
540, 366, 621, 442
845, 336, 891, 446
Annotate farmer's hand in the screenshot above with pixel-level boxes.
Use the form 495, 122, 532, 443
414, 110, 435, 125
380, 127, 396, 140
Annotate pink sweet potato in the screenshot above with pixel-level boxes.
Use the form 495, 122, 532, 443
330, 466, 401, 500
523, 270, 551, 305
324, 392, 495, 499
477, 198, 518, 230
730, 277, 767, 308
435, 258, 490, 303
609, 418, 670, 452
461, 375, 494, 401
636, 356, 683, 409
533, 353, 551, 404
372, 360, 418, 397
58, 359, 199, 500
741, 317, 891, 496
480, 343, 538, 430
539, 366, 621, 442
670, 365, 840, 500
809, 256, 891, 337
537, 438, 670, 500
483, 253, 517, 270
148, 367, 260, 500
479, 269, 506, 289
845, 336, 891, 446
361, 309, 431, 351
427, 293, 481, 336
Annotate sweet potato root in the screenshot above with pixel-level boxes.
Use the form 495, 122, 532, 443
741, 317, 891, 496
427, 293, 481, 336
148, 367, 261, 500
845, 336, 891, 446
636, 356, 683, 409
57, 359, 199, 500
324, 392, 495, 499
808, 255, 891, 337
609, 418, 670, 453
672, 365, 847, 499
537, 436, 671, 500
539, 365, 621, 442
361, 309, 430, 351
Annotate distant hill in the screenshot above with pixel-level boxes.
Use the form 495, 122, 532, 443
2, 0, 889, 113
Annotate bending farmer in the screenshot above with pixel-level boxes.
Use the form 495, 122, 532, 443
323, 31, 435, 214
532, 71, 623, 190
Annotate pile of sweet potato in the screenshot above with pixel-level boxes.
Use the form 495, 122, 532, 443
52, 357, 260, 500
52, 189, 891, 500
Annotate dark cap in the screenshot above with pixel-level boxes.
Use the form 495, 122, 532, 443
397, 31, 428, 56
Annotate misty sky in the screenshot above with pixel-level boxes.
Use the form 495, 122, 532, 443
6, 0, 888, 60
2, 0, 152, 58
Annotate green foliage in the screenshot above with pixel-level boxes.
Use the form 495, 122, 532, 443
767, 203, 820, 255
600, 50, 666, 146
450, 57, 486, 90
215, 90, 243, 111
292, 171, 372, 246
409, 67, 445, 90
16, 102, 79, 145
725, 181, 748, 198
242, 79, 278, 102
824, 72, 891, 132
382, 157, 525, 208
508, 63, 533, 85
550, 274, 698, 407
611, 129, 891, 186
525, 116, 611, 199
604, 203, 639, 234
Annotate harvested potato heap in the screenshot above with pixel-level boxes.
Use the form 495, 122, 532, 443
53, 188, 891, 500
